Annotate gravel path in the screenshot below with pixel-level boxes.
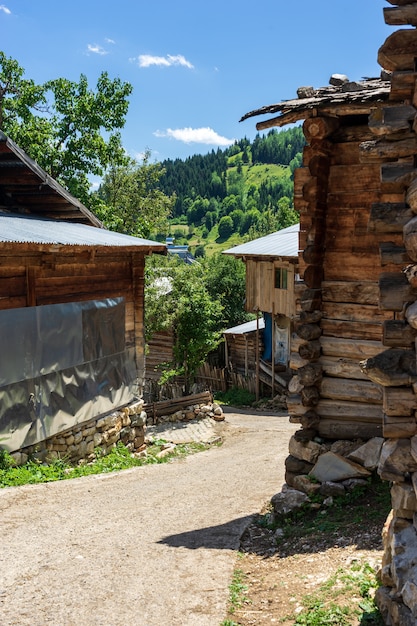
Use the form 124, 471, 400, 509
0, 409, 295, 626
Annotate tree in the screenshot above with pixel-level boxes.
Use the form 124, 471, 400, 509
145, 256, 222, 393
204, 254, 251, 329
96, 152, 175, 238
218, 215, 234, 240
0, 52, 132, 207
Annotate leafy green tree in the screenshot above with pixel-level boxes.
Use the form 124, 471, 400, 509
218, 215, 234, 240
204, 254, 251, 329
145, 256, 222, 393
0, 52, 132, 207
96, 152, 175, 238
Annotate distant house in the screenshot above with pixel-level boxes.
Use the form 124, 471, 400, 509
223, 223, 300, 381
166, 237, 195, 264
0, 131, 165, 453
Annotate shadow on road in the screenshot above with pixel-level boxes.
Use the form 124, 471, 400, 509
157, 514, 254, 550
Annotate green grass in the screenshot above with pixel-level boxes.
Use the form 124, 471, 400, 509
0, 440, 213, 488
214, 387, 256, 408
287, 562, 383, 625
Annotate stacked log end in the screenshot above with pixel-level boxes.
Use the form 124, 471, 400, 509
362, 3, 417, 623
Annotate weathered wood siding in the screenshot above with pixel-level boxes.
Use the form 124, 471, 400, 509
245, 259, 296, 317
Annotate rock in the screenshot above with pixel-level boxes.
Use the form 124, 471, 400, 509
297, 86, 315, 99
319, 481, 346, 497
130, 411, 147, 427
288, 435, 326, 464
342, 478, 369, 492
291, 474, 321, 496
285, 454, 314, 475
379, 439, 417, 482
376, 586, 416, 626
212, 413, 225, 422
310, 451, 371, 483
392, 482, 417, 513
348, 437, 384, 470
271, 489, 309, 517
331, 440, 363, 458
329, 73, 349, 86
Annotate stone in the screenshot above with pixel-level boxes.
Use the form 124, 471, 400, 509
213, 413, 225, 422
156, 445, 176, 459
329, 73, 349, 86
330, 440, 363, 458
297, 86, 315, 99
271, 489, 309, 517
376, 586, 416, 626
392, 482, 417, 513
390, 522, 417, 595
310, 451, 371, 483
285, 454, 314, 475
73, 432, 83, 445
402, 581, 417, 618
342, 478, 369, 492
288, 435, 326, 464
170, 410, 184, 422
348, 437, 384, 470
379, 439, 417, 482
93, 432, 103, 447
291, 474, 321, 496
65, 435, 75, 446
184, 411, 195, 421
319, 481, 346, 497
130, 411, 147, 427
127, 400, 144, 415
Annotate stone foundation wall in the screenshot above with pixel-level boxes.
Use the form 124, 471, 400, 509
11, 400, 147, 466
10, 399, 225, 467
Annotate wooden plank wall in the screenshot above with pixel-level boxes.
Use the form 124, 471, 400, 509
0, 248, 145, 354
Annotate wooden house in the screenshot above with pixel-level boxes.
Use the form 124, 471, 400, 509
223, 224, 300, 389
240, 2, 417, 622
0, 131, 165, 454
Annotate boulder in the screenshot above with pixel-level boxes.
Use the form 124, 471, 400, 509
309, 451, 371, 483
348, 437, 384, 470
271, 489, 309, 517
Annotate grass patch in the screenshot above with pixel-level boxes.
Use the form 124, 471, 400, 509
0, 440, 213, 488
214, 387, 256, 408
284, 561, 383, 625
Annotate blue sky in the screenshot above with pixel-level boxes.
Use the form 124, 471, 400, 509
1, 1, 391, 166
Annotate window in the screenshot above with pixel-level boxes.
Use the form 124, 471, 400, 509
275, 267, 288, 290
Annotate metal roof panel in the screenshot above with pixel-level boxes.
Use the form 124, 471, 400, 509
223, 223, 299, 258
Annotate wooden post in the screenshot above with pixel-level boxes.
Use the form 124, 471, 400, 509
256, 310, 260, 401
244, 335, 248, 376
271, 304, 275, 399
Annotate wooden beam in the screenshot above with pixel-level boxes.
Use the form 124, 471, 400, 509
378, 29, 417, 71
368, 202, 413, 233
384, 5, 417, 26
379, 272, 416, 311
383, 319, 417, 347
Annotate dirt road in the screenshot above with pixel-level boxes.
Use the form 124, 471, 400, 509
0, 409, 295, 626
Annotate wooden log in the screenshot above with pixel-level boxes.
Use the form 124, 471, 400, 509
320, 319, 383, 342
322, 301, 392, 324
383, 415, 417, 438
389, 70, 416, 101
299, 409, 320, 430
368, 202, 413, 233
308, 154, 330, 178
385, 1, 417, 6
378, 29, 417, 71
303, 245, 324, 265
404, 216, 417, 261
287, 394, 308, 416
299, 310, 323, 324
380, 242, 410, 265
320, 376, 383, 404
301, 386, 320, 407
381, 161, 416, 190
299, 340, 321, 361
322, 280, 379, 305
369, 104, 415, 135
303, 116, 340, 142
318, 420, 382, 440
360, 136, 417, 162
384, 5, 417, 26
320, 336, 384, 359
303, 264, 324, 289
300, 288, 322, 312
383, 386, 417, 416
289, 351, 309, 371
360, 348, 417, 386
297, 362, 323, 387
383, 320, 417, 347
317, 399, 383, 421
405, 175, 417, 212
319, 356, 373, 381
379, 272, 416, 311
295, 323, 322, 341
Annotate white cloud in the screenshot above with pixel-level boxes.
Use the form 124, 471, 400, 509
154, 127, 235, 147
0, 5, 11, 14
87, 43, 108, 56
105, 38, 115, 44
135, 54, 194, 69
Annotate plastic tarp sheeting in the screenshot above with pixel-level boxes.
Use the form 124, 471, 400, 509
262, 313, 290, 366
0, 298, 138, 452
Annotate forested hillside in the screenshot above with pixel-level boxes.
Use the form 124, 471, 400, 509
157, 127, 304, 255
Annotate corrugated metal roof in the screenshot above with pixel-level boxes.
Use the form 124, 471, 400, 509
224, 317, 265, 335
0, 211, 166, 249
223, 223, 299, 259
